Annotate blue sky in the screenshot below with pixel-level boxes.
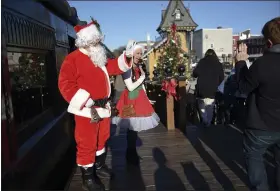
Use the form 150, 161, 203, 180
68, 1, 280, 51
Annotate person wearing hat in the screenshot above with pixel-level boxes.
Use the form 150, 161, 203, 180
112, 43, 160, 165
58, 18, 135, 191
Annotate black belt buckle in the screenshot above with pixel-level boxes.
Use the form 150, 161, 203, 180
94, 98, 108, 108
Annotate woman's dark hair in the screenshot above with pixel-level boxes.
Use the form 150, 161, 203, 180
131, 67, 137, 82
262, 17, 280, 45
204, 49, 219, 60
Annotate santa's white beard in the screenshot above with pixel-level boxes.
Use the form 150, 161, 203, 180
88, 44, 107, 67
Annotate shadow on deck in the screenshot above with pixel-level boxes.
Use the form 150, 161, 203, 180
66, 123, 276, 191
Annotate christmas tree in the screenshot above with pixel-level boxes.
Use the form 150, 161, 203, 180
11, 53, 46, 91
155, 23, 190, 81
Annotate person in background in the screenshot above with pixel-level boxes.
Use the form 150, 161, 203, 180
193, 49, 224, 127
110, 75, 126, 136
235, 17, 280, 191
231, 71, 248, 126
113, 75, 126, 103
219, 66, 248, 126
112, 46, 127, 104
216, 68, 236, 125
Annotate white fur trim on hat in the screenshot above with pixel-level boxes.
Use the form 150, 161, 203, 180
76, 24, 103, 45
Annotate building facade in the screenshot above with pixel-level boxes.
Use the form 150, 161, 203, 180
193, 28, 233, 63
235, 29, 263, 61
143, 0, 198, 79
237, 36, 265, 62
232, 34, 239, 53
137, 40, 155, 54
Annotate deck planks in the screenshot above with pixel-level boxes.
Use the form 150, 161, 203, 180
66, 123, 263, 191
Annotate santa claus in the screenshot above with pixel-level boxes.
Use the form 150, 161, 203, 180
58, 19, 135, 191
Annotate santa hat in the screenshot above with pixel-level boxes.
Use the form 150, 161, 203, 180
74, 19, 103, 45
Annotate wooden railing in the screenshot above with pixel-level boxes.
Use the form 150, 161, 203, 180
146, 76, 187, 132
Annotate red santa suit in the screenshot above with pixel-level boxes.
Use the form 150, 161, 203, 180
58, 22, 132, 167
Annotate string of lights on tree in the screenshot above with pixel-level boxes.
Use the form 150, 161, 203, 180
11, 53, 46, 91
153, 23, 191, 82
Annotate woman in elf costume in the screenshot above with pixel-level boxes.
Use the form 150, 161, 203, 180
112, 42, 160, 165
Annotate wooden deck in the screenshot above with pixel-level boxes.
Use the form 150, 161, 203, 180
66, 123, 276, 191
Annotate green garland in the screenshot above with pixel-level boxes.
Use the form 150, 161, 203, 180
155, 24, 191, 81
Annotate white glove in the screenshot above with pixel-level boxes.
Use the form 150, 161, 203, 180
125, 40, 136, 58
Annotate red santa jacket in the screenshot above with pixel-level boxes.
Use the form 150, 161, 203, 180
58, 49, 131, 118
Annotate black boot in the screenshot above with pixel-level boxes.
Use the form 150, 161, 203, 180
80, 166, 105, 191
95, 153, 113, 178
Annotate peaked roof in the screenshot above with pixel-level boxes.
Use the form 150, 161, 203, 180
142, 37, 168, 58
157, 0, 198, 32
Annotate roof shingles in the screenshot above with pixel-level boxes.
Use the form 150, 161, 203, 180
157, 0, 198, 32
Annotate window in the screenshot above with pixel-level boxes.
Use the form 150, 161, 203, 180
55, 47, 69, 73
253, 47, 256, 54
250, 48, 253, 54
176, 13, 181, 20
174, 9, 181, 20
7, 52, 51, 129
253, 39, 257, 45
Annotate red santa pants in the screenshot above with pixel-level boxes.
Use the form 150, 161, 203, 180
74, 116, 110, 166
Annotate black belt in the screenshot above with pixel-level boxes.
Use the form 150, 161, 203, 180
93, 98, 108, 108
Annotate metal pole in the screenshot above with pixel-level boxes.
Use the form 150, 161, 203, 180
146, 33, 151, 79
190, 30, 193, 66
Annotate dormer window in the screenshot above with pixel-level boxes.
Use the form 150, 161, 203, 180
174, 9, 181, 20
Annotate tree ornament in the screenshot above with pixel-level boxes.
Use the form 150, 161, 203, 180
155, 22, 191, 83
178, 64, 185, 76
165, 66, 172, 77
153, 69, 159, 77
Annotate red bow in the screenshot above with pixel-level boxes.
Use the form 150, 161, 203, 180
161, 79, 178, 100
171, 23, 177, 33
169, 23, 178, 45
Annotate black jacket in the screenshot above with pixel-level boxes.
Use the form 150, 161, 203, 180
193, 56, 224, 99
236, 44, 280, 131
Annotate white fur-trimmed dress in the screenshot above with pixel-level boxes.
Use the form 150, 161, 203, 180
112, 67, 160, 132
